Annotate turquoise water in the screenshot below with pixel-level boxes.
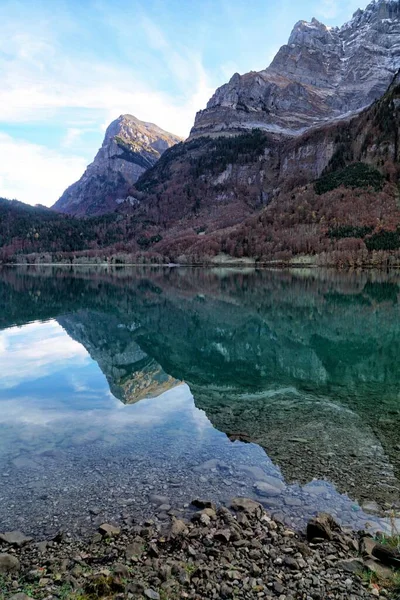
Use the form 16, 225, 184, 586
0, 266, 399, 538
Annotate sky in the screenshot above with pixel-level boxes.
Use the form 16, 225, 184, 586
0, 0, 364, 207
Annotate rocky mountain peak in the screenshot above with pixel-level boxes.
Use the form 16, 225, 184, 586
287, 18, 338, 48
342, 0, 400, 30
190, 0, 400, 138
53, 115, 181, 217
357, 0, 400, 19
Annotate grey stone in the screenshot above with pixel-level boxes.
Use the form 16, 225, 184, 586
362, 501, 381, 514
98, 523, 120, 537
307, 514, 340, 542
372, 543, 400, 568
0, 531, 32, 547
360, 536, 376, 558
364, 558, 394, 579
230, 497, 263, 517
284, 497, 303, 507
149, 494, 170, 506
337, 558, 364, 574
144, 589, 160, 600
214, 529, 231, 543
0, 553, 20, 574
36, 541, 48, 553
170, 517, 188, 537
125, 539, 145, 559
284, 556, 299, 570
89, 507, 101, 515
193, 459, 226, 472
113, 562, 130, 578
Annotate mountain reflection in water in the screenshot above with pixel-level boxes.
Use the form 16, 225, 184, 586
0, 266, 399, 537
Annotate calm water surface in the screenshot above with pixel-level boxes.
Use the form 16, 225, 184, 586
0, 266, 399, 538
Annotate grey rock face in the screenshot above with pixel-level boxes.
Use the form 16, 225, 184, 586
53, 115, 181, 216
191, 0, 400, 137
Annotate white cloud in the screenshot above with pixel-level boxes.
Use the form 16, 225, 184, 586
0, 133, 87, 206
0, 376, 205, 433
0, 10, 213, 138
316, 0, 340, 19
62, 128, 83, 148
315, 0, 364, 22
0, 320, 90, 388
0, 5, 217, 205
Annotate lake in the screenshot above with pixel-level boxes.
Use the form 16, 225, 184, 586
0, 266, 399, 539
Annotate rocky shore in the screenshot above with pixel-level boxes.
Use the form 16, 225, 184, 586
1, 498, 399, 600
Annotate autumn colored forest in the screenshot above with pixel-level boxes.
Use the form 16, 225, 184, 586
2, 74, 400, 268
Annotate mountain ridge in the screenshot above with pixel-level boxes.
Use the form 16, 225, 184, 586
53, 114, 181, 217
191, 0, 400, 138
2, 0, 400, 266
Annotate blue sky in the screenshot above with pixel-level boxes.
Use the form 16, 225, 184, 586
0, 0, 364, 206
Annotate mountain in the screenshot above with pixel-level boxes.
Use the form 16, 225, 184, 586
3, 0, 400, 266
110, 65, 400, 266
53, 115, 181, 217
191, 0, 400, 137
0, 196, 140, 259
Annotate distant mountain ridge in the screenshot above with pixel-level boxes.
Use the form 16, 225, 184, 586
53, 114, 181, 217
0, 196, 138, 257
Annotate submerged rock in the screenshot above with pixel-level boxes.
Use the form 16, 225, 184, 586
149, 494, 170, 506
254, 480, 283, 497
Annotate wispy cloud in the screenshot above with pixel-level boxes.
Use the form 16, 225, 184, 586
316, 0, 340, 19
0, 1, 216, 205
0, 321, 90, 387
0, 3, 213, 136
0, 133, 87, 206
315, 0, 363, 22
0, 0, 366, 206
62, 128, 84, 148
0, 377, 206, 434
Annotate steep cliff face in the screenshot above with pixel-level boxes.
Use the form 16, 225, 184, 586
191, 0, 400, 137
53, 115, 181, 217
112, 1, 400, 254
119, 70, 399, 257
3, 1, 400, 263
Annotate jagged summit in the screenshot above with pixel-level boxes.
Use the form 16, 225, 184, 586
53, 114, 181, 217
190, 0, 400, 138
